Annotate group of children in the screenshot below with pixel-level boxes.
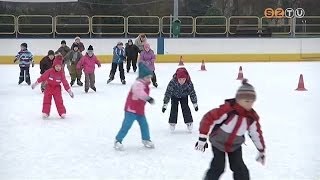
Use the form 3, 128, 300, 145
14, 34, 266, 179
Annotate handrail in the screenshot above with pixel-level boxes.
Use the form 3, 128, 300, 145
91, 15, 125, 35
194, 16, 227, 34
0, 14, 16, 34
161, 16, 194, 35
261, 16, 291, 34
127, 16, 160, 35
17, 15, 53, 34
55, 15, 90, 35
295, 16, 320, 35
228, 16, 260, 34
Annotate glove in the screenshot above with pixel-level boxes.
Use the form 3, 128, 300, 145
146, 97, 154, 104
195, 137, 208, 152
31, 82, 39, 89
256, 151, 265, 165
67, 89, 74, 98
32, 62, 34, 67
162, 104, 167, 113
193, 103, 198, 111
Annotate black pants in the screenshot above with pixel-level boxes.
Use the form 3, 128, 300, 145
151, 71, 157, 85
109, 63, 125, 80
126, 56, 137, 72
205, 146, 249, 180
169, 96, 193, 124
19, 66, 31, 84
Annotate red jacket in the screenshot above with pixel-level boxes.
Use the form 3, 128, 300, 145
199, 99, 265, 153
124, 79, 150, 115
36, 68, 70, 91
77, 54, 101, 74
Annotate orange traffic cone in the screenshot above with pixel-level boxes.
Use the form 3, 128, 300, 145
295, 74, 307, 91
178, 56, 184, 66
200, 60, 206, 71
236, 66, 244, 80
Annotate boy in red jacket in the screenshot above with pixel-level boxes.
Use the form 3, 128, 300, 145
31, 55, 74, 119
195, 79, 265, 180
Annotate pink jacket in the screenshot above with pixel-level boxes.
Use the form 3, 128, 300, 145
77, 54, 101, 74
139, 50, 155, 71
124, 79, 151, 115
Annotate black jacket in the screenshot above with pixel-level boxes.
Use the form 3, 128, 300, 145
125, 43, 140, 59
40, 56, 54, 74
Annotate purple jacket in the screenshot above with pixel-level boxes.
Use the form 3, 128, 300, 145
139, 50, 156, 71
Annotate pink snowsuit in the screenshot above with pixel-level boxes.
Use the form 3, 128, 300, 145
36, 57, 71, 116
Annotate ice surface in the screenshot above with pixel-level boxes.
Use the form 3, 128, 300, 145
0, 62, 319, 180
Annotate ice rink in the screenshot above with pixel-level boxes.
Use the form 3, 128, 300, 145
0, 62, 319, 179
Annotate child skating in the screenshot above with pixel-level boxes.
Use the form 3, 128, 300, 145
31, 55, 74, 119
139, 43, 158, 87
14, 43, 34, 85
64, 44, 83, 86
39, 50, 55, 92
77, 45, 101, 93
162, 67, 198, 132
107, 42, 126, 84
114, 63, 155, 151
125, 39, 140, 73
195, 79, 266, 180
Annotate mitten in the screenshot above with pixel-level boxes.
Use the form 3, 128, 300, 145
193, 103, 198, 111
146, 97, 154, 104
195, 136, 208, 152
31, 81, 39, 89
256, 151, 265, 165
162, 104, 167, 113
67, 89, 74, 98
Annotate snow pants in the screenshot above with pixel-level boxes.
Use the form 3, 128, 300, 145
70, 63, 82, 81
115, 112, 150, 143
126, 56, 138, 72
169, 96, 193, 124
42, 85, 66, 116
84, 73, 95, 91
109, 62, 125, 81
19, 66, 31, 84
205, 146, 249, 180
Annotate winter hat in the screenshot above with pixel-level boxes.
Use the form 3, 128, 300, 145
87, 45, 93, 51
75, 36, 80, 41
176, 67, 189, 79
53, 55, 63, 67
236, 79, 256, 100
61, 40, 66, 44
117, 41, 123, 46
138, 62, 153, 79
72, 43, 79, 49
48, 50, 54, 56
21, 43, 27, 49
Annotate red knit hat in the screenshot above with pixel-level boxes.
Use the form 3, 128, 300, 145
53, 55, 63, 67
176, 67, 189, 79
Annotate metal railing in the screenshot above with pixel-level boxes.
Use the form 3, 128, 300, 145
0, 15, 319, 37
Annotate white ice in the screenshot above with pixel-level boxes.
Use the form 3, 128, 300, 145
0, 62, 319, 180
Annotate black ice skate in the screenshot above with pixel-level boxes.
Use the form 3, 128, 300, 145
70, 80, 75, 86
85, 89, 88, 93
121, 80, 126, 85
153, 82, 158, 88
107, 78, 113, 84
91, 87, 96, 92
77, 79, 83, 86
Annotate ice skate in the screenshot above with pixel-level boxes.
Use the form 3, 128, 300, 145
121, 80, 126, 85
85, 89, 89, 93
169, 123, 176, 132
91, 87, 96, 92
42, 113, 49, 119
107, 78, 113, 84
114, 141, 124, 151
153, 82, 158, 88
77, 79, 83, 86
186, 123, 193, 132
142, 140, 155, 149
60, 114, 66, 119
70, 80, 75, 86
18, 79, 23, 85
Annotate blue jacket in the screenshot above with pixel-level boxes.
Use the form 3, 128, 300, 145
112, 46, 126, 64
15, 49, 33, 67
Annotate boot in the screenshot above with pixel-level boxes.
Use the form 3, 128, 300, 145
85, 89, 89, 93
18, 79, 24, 85
169, 123, 176, 132
25, 76, 31, 85
91, 87, 96, 92
153, 82, 158, 88
114, 140, 124, 151
42, 113, 49, 119
70, 80, 75, 86
77, 79, 83, 86
142, 140, 155, 149
121, 80, 126, 85
186, 123, 193, 133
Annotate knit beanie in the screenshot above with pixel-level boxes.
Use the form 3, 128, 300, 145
176, 67, 189, 79
53, 55, 63, 67
138, 62, 153, 79
61, 40, 66, 44
48, 50, 55, 56
236, 79, 256, 100
88, 45, 93, 51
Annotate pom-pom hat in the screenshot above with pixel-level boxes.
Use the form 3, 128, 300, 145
236, 79, 256, 100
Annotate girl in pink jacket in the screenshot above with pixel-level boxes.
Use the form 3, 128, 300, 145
114, 62, 155, 151
31, 55, 74, 119
77, 45, 101, 93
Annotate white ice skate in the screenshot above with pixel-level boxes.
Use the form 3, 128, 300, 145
186, 123, 193, 133
60, 114, 66, 119
142, 140, 155, 149
169, 123, 176, 132
114, 141, 124, 151
42, 113, 49, 119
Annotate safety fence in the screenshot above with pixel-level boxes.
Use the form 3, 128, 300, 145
0, 14, 319, 37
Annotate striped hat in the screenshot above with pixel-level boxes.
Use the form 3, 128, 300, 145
236, 79, 256, 100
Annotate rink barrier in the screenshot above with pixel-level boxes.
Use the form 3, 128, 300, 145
2, 53, 320, 64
